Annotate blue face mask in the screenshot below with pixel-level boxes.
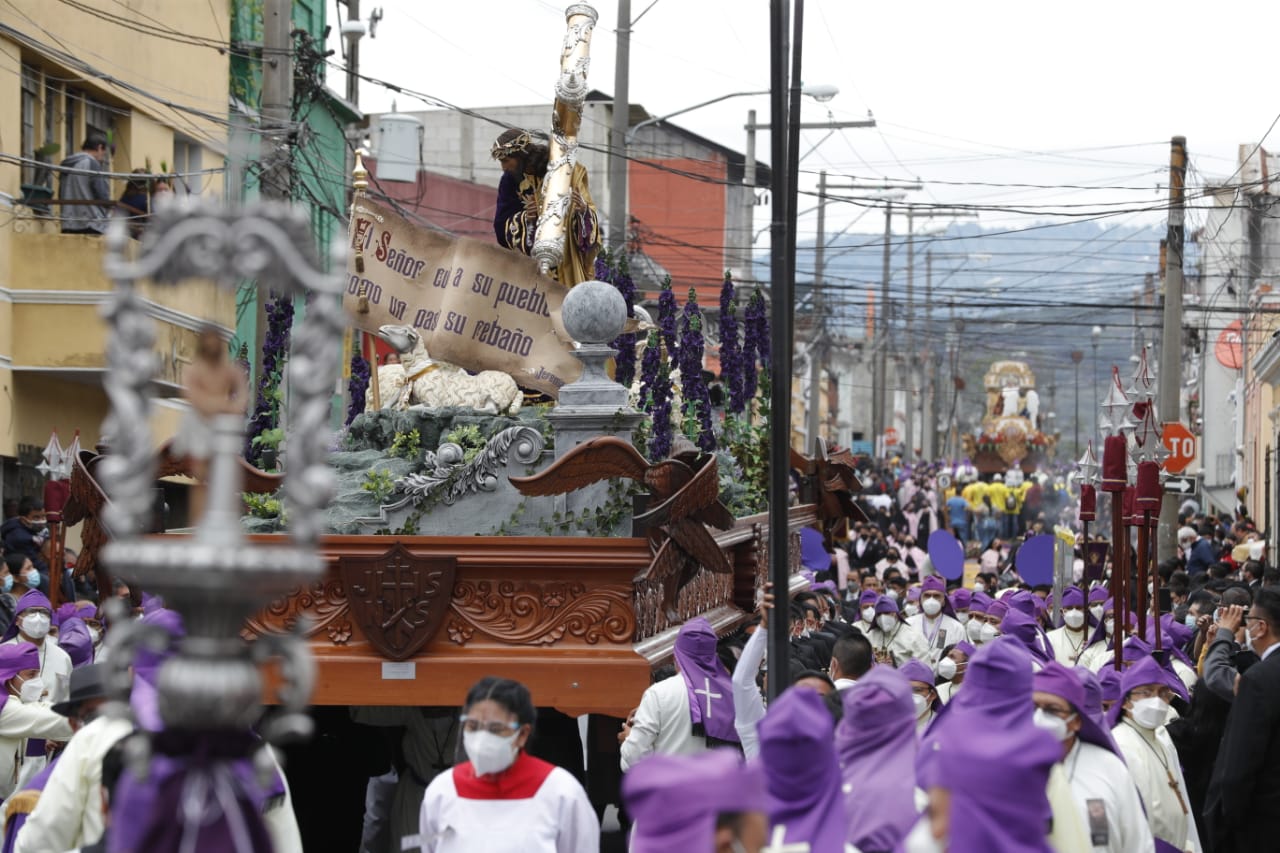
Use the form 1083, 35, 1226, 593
24, 570, 39, 588
1, 576, 11, 593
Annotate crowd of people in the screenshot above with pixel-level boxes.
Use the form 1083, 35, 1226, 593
0, 496, 301, 853
401, 462, 1276, 853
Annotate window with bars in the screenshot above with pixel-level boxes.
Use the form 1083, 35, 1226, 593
172, 136, 203, 196
85, 97, 113, 144
65, 89, 79, 158
20, 64, 38, 186
43, 79, 59, 154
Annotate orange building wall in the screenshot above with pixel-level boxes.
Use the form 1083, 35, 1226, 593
629, 157, 728, 304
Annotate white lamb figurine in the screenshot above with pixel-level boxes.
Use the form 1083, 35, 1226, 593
376, 324, 523, 416
364, 361, 406, 412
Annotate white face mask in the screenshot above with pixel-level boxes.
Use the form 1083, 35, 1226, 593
979, 622, 1000, 643
1244, 623, 1257, 652
936, 657, 958, 681
1104, 618, 1115, 636
1129, 696, 1169, 730
956, 611, 969, 624
463, 729, 520, 776
21, 613, 50, 640
904, 603, 921, 618
18, 677, 45, 704
1033, 708, 1071, 741
886, 590, 901, 602
861, 606, 876, 624
1063, 609, 1085, 630
973, 583, 986, 594
966, 619, 985, 642
1089, 604, 1105, 621
912, 693, 930, 718
88, 626, 102, 646
922, 598, 943, 618
877, 614, 899, 633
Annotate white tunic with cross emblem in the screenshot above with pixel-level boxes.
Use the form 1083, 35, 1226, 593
619, 673, 707, 772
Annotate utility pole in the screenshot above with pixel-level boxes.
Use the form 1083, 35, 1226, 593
904, 210, 916, 459
765, 0, 795, 704
607, 0, 630, 254
344, 0, 360, 105
261, 0, 293, 202
1157, 136, 1187, 561
874, 200, 893, 454
806, 170, 827, 449
925, 250, 936, 459
257, 0, 294, 366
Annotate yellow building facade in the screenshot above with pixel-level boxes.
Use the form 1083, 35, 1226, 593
0, 2, 233, 504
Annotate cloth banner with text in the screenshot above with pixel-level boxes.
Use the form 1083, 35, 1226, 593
345, 198, 583, 397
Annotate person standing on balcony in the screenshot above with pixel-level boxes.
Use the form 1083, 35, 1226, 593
57, 135, 112, 235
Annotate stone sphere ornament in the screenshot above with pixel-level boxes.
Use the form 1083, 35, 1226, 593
561, 279, 626, 344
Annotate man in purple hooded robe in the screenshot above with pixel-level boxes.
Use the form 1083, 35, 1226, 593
916, 637, 1090, 850
1033, 661, 1154, 853
835, 666, 918, 852
902, 701, 1063, 853
623, 749, 768, 853
621, 617, 738, 772
1001, 606, 1054, 665
757, 687, 847, 853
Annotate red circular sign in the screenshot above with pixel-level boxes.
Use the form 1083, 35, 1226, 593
1216, 320, 1243, 370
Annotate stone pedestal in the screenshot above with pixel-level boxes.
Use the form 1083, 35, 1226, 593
546, 281, 647, 523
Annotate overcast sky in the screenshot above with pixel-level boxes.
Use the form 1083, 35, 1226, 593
335, 0, 1275, 245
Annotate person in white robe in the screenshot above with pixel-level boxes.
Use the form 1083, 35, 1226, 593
622, 616, 738, 771
1032, 660, 1155, 853
1, 591, 73, 794
731, 598, 770, 759
907, 577, 966, 664
1047, 587, 1094, 666
12, 714, 131, 853
419, 676, 597, 853
868, 598, 930, 667
1110, 657, 1201, 853
0, 644, 72, 802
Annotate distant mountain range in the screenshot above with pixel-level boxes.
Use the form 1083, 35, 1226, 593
781, 218, 1186, 448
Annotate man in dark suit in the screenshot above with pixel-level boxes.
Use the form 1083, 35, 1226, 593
1205, 586, 1280, 851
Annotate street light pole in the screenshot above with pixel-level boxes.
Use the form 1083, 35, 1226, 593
607, 0, 631, 254
1091, 326, 1102, 449
1071, 350, 1084, 457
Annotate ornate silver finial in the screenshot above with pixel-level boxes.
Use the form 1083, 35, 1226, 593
99, 197, 344, 738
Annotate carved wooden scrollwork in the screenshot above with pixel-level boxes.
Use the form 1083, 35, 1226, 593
241, 577, 350, 641
450, 580, 633, 646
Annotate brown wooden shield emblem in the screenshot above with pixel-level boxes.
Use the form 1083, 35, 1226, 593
339, 544, 456, 660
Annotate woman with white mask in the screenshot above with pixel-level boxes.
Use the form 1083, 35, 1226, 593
418, 677, 598, 852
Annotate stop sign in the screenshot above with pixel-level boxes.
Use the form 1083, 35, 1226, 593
1162, 422, 1196, 474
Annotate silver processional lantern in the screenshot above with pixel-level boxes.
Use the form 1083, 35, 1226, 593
94, 196, 345, 835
